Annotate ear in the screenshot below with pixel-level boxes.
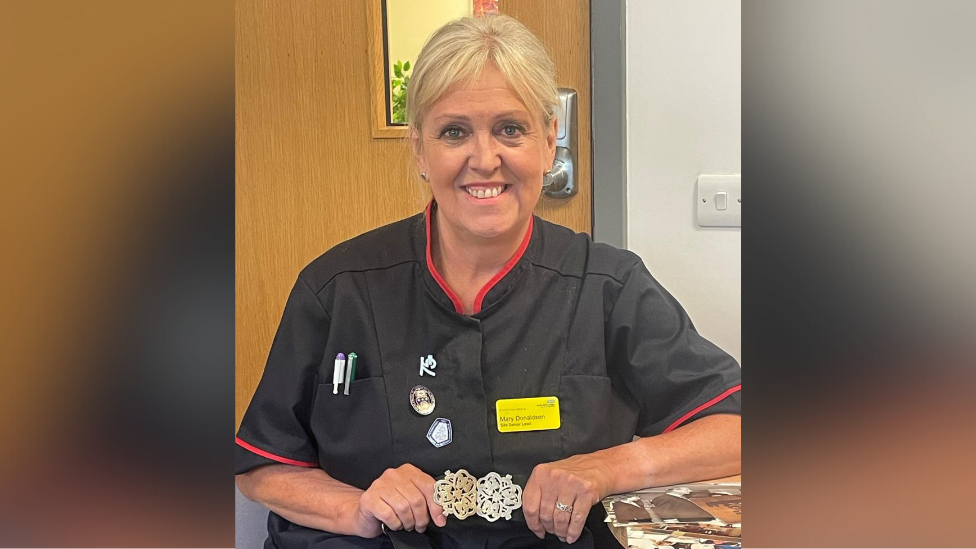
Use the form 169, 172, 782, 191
410, 126, 428, 176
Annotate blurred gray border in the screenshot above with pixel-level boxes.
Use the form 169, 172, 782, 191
591, 0, 627, 248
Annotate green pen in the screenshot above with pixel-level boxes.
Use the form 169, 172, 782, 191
343, 352, 357, 395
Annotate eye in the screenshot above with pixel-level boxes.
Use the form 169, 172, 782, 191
500, 124, 524, 137
439, 126, 466, 140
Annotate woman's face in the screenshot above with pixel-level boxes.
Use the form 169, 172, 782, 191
413, 64, 557, 242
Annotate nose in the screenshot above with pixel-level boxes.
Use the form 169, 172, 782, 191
468, 131, 501, 175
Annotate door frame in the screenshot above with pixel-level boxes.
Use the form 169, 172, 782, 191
590, 0, 628, 249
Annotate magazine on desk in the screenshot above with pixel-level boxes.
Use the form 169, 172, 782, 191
602, 483, 741, 549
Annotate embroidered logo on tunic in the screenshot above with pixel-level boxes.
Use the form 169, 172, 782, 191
419, 354, 437, 376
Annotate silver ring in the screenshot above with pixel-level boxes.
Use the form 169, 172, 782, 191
555, 502, 573, 513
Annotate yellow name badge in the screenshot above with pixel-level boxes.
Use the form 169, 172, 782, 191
495, 396, 560, 433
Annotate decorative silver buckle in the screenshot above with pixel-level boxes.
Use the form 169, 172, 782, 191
433, 469, 523, 522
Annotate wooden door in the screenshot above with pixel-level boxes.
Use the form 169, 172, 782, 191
236, 0, 592, 426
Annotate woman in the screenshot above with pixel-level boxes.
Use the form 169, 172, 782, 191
236, 15, 740, 549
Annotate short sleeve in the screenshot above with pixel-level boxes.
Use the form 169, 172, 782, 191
606, 261, 741, 437
235, 275, 329, 474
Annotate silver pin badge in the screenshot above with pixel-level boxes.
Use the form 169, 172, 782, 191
409, 385, 436, 416
426, 418, 452, 448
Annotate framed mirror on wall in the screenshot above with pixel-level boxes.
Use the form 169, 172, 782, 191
367, 0, 499, 138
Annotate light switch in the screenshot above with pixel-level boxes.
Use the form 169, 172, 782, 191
696, 174, 741, 227
715, 192, 728, 210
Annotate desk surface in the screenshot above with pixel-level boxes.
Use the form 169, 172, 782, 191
705, 474, 740, 484
605, 475, 741, 548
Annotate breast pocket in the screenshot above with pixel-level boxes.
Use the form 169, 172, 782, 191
558, 375, 614, 457
310, 377, 395, 490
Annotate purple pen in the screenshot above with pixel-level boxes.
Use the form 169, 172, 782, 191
332, 353, 346, 394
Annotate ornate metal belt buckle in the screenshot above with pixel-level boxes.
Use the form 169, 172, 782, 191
475, 472, 523, 522
433, 469, 479, 520
433, 469, 523, 522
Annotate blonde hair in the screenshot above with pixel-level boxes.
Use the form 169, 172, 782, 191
406, 15, 559, 132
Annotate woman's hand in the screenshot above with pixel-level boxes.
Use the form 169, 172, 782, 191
522, 454, 617, 544
351, 464, 447, 537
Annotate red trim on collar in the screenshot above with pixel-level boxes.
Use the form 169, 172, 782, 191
235, 437, 317, 467
425, 202, 465, 314
424, 201, 534, 315
662, 384, 742, 433
473, 215, 533, 313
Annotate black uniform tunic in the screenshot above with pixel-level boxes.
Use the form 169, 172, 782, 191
236, 205, 741, 549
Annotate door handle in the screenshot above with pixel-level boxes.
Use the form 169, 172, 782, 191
543, 88, 578, 199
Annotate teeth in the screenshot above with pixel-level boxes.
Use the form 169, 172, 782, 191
465, 185, 505, 199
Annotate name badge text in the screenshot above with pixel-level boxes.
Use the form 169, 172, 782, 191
495, 396, 560, 433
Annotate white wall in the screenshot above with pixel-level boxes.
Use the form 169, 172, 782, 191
626, 0, 741, 363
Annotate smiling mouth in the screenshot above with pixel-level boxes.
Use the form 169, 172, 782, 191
462, 184, 510, 199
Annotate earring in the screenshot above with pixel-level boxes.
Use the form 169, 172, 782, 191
421, 172, 429, 181
542, 170, 553, 188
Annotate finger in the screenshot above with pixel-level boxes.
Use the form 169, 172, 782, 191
566, 494, 592, 544
521, 476, 545, 538
383, 490, 416, 531
368, 500, 404, 532
538, 485, 559, 536
396, 483, 430, 533
410, 472, 446, 528
552, 491, 576, 540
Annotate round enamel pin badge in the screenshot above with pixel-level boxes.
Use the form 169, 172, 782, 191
409, 385, 436, 416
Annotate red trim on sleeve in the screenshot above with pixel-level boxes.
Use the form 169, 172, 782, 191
662, 384, 741, 433
235, 437, 317, 468
425, 202, 465, 314
473, 216, 533, 313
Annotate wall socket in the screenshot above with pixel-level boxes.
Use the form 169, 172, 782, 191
697, 174, 741, 227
